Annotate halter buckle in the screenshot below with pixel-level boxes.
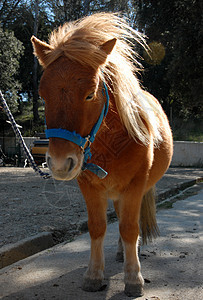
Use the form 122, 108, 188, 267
81, 135, 91, 152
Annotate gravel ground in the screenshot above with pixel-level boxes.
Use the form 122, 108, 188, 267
0, 167, 202, 248
0, 168, 86, 247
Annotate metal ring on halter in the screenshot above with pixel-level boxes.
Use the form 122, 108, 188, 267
81, 135, 91, 152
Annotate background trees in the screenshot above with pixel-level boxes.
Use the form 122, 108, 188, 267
135, 0, 202, 121
0, 26, 23, 112
0, 0, 202, 139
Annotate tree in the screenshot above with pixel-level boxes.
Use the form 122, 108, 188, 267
167, 0, 203, 119
0, 0, 22, 29
0, 26, 24, 112
135, 0, 202, 120
1, 0, 53, 123
47, 0, 132, 25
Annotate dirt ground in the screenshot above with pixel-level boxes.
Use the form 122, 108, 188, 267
0, 167, 202, 248
0, 167, 87, 247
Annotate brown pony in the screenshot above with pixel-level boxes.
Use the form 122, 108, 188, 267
31, 13, 173, 297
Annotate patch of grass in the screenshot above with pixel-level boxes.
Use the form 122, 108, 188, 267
157, 201, 173, 210
173, 132, 203, 142
14, 102, 45, 136
157, 183, 202, 210
16, 112, 33, 123
172, 118, 203, 142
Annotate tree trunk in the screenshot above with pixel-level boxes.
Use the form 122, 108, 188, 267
33, 0, 39, 123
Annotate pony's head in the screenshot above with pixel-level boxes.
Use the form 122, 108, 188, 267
31, 34, 116, 180
31, 13, 162, 180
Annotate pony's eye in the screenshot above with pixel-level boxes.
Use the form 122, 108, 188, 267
85, 93, 94, 101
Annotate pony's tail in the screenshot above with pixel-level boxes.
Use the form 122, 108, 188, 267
140, 186, 159, 244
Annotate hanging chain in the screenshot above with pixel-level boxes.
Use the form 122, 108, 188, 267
0, 90, 50, 179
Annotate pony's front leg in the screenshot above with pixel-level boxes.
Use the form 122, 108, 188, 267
113, 200, 124, 262
83, 236, 105, 291
79, 182, 107, 292
119, 184, 145, 297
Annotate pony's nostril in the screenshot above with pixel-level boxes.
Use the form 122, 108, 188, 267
66, 157, 75, 172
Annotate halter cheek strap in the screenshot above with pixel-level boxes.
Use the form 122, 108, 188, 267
45, 82, 109, 179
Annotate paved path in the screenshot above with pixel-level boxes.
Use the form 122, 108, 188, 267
0, 183, 202, 299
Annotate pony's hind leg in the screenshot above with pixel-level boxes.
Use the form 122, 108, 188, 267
113, 200, 124, 262
78, 181, 107, 292
119, 181, 145, 297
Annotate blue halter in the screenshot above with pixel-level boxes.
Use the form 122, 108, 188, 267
45, 82, 109, 179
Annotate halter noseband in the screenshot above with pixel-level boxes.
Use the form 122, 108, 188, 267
45, 82, 109, 179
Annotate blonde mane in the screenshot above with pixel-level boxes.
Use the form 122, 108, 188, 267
45, 13, 162, 145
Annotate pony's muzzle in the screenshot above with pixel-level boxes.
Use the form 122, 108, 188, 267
46, 153, 79, 180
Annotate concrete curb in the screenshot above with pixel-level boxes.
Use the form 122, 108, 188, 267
0, 232, 54, 269
157, 176, 203, 202
0, 176, 202, 270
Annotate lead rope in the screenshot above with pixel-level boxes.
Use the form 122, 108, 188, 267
0, 90, 50, 179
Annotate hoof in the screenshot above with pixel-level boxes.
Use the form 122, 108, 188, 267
116, 251, 124, 262
82, 278, 103, 292
124, 283, 144, 297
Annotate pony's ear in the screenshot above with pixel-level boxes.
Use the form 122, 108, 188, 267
31, 36, 53, 68
100, 38, 117, 55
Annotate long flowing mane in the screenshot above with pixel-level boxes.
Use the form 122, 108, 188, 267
42, 13, 163, 145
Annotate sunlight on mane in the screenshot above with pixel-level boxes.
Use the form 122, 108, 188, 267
45, 13, 163, 145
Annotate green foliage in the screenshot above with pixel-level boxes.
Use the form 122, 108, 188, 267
0, 0, 202, 137
136, 0, 203, 121
172, 118, 203, 142
14, 102, 45, 136
167, 0, 203, 119
3, 2, 53, 99
47, 0, 131, 24
0, 26, 24, 112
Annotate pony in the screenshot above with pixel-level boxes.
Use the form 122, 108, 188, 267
31, 12, 173, 297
